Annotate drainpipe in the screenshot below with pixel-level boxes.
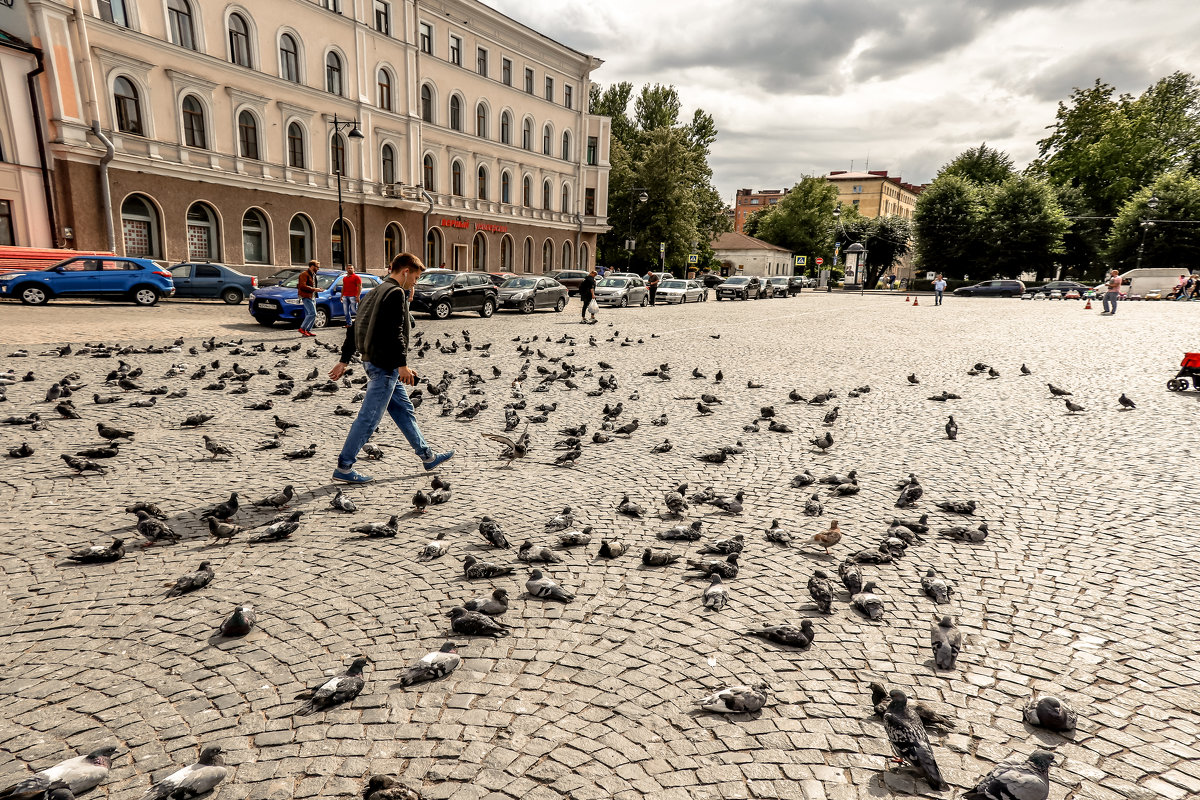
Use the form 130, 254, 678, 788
91, 122, 116, 252
421, 187, 434, 263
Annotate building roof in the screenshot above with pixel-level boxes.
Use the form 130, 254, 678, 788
826, 171, 893, 180
711, 232, 792, 253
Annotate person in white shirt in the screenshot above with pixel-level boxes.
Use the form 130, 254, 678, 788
933, 274, 947, 306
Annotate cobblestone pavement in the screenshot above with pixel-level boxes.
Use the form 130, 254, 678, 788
1, 293, 1198, 800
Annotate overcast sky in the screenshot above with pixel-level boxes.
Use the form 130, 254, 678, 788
486, 0, 1199, 205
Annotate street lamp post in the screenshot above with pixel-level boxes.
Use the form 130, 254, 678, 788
627, 188, 648, 271
329, 114, 364, 269
829, 202, 842, 292
1135, 194, 1160, 270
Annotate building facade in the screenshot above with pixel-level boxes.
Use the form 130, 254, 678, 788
24, 0, 610, 275
732, 187, 788, 233
710, 231, 794, 277
825, 170, 922, 219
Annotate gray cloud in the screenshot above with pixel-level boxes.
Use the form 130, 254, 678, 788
1014, 50, 1160, 102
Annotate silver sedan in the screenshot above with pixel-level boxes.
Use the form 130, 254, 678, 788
656, 279, 706, 304
594, 276, 649, 307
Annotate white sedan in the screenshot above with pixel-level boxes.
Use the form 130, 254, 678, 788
656, 279, 707, 304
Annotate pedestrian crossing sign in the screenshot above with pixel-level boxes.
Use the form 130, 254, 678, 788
795, 256, 807, 266
687, 255, 699, 264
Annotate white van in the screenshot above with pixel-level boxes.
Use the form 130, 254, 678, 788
1094, 268, 1194, 296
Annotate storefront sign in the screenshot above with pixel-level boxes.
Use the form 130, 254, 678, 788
438, 218, 509, 234
439, 218, 469, 229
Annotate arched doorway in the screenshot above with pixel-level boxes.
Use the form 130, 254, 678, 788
472, 232, 487, 272
426, 227, 444, 268
289, 214, 313, 264
385, 223, 404, 265
242, 208, 270, 264
331, 219, 352, 267
186, 201, 220, 261
499, 235, 514, 273
121, 194, 161, 258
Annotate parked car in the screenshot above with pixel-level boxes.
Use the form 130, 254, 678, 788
1064, 289, 1081, 299
0, 255, 174, 306
787, 276, 807, 295
603, 272, 639, 281
169, 262, 257, 304
410, 270, 498, 319
656, 279, 706, 304
248, 269, 383, 327
497, 276, 569, 313
486, 272, 517, 287
1048, 289, 1063, 300
594, 276, 649, 307
547, 270, 589, 295
766, 277, 790, 297
716, 275, 762, 300
1028, 280, 1091, 297
953, 279, 1025, 298
258, 267, 304, 288
697, 272, 725, 289
1092, 268, 1186, 298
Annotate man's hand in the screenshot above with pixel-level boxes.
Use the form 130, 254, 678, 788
398, 366, 418, 386
329, 362, 348, 381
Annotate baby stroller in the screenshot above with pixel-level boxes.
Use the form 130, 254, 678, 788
1167, 353, 1200, 391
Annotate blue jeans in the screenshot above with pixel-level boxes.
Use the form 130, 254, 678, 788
337, 362, 430, 470
300, 297, 317, 329
1103, 292, 1119, 313
342, 296, 358, 321
934, 290, 943, 305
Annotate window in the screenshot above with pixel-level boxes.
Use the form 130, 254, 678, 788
477, 47, 488, 76
523, 237, 532, 272
502, 58, 512, 86
374, 0, 390, 34
419, 22, 432, 54
449, 35, 461, 66
289, 214, 313, 264
449, 96, 462, 131
585, 187, 596, 216
377, 69, 392, 110
326, 52, 343, 95
477, 166, 488, 199
120, 195, 160, 257
524, 67, 534, 94
181, 95, 206, 148
545, 76, 554, 101
562, 131, 571, 160
587, 136, 597, 165
168, 0, 195, 49
420, 85, 433, 123
579, 243, 589, 270
542, 180, 551, 209
542, 239, 553, 272
332, 219, 351, 266
426, 227, 443, 266
853, 185, 863, 193
561, 184, 570, 212
500, 112, 511, 144
522, 176, 531, 206
500, 235, 513, 272
0, 200, 11, 246
475, 103, 487, 138
228, 13, 251, 67
565, 85, 573, 110
113, 78, 142, 135
321, 0, 341, 10
98, 0, 129, 27
186, 202, 220, 261
451, 161, 463, 196
280, 34, 300, 82
750, 199, 760, 205
331, 132, 346, 175
237, 111, 259, 159
423, 154, 435, 190
543, 124, 552, 155
562, 240, 572, 270
522, 119, 532, 150
385, 223, 403, 263
381, 144, 395, 185
242, 209, 269, 264
501, 171, 511, 204
852, 199, 860, 208
472, 232, 487, 272
287, 122, 305, 168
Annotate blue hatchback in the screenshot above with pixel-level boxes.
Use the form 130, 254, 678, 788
248, 269, 382, 328
0, 256, 174, 306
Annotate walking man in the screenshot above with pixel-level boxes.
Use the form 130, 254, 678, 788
647, 271, 660, 305
341, 264, 362, 324
329, 252, 454, 484
297, 260, 319, 336
1101, 269, 1122, 315
933, 274, 947, 306
579, 269, 598, 324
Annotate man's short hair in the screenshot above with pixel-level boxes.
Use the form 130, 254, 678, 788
390, 252, 426, 273
308, 260, 319, 268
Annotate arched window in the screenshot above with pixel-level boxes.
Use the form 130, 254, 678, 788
385, 223, 403, 264
332, 219, 352, 266
579, 242, 589, 271
377, 69, 392, 111
420, 84, 433, 123
121, 194, 160, 258
562, 131, 571, 160
186, 202, 220, 261
561, 184, 570, 213
237, 110, 259, 159
422, 154, 435, 190
542, 239, 553, 273
522, 237, 533, 273
500, 235, 514, 272
522, 176, 531, 207
522, 118, 532, 150
543, 124, 552, 155
330, 132, 346, 175
426, 227, 444, 267
472, 232, 487, 272
326, 52, 343, 95
168, 0, 196, 49
181, 95, 206, 148
476, 103, 488, 138
451, 160, 464, 196
280, 34, 300, 82
501, 171, 511, 204
500, 112, 511, 144
542, 180, 551, 209
113, 77, 142, 135
289, 214, 313, 264
287, 122, 305, 168
228, 13, 251, 67
242, 209, 269, 264
477, 166, 488, 200
449, 96, 462, 131
381, 144, 396, 185
562, 240, 573, 270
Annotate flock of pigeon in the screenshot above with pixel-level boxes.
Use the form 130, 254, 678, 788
0, 323, 1119, 799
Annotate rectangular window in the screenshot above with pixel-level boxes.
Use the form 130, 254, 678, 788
373, 0, 390, 34
586, 136, 597, 165
545, 76, 554, 101
585, 188, 596, 216
0, 200, 13, 245
477, 47, 488, 77
449, 35, 462, 66
565, 85, 573, 109
524, 67, 534, 94
419, 22, 433, 54
502, 58, 512, 86
322, 0, 341, 11
98, 0, 129, 27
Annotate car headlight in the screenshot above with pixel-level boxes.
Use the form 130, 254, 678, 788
283, 298, 302, 305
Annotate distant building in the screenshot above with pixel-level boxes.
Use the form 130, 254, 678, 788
733, 188, 788, 232
826, 171, 924, 219
710, 231, 793, 277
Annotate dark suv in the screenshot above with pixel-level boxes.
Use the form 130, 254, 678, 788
548, 270, 589, 295
953, 279, 1025, 298
716, 275, 762, 300
1027, 280, 1091, 297
410, 270, 498, 319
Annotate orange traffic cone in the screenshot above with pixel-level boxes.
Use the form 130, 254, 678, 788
912, 296, 919, 306
905, 295, 910, 302
1084, 298, 1092, 310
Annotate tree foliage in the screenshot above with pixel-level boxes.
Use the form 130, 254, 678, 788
752, 177, 839, 265
835, 210, 914, 288
937, 143, 1015, 185
1106, 172, 1200, 270
912, 175, 986, 278
983, 176, 1071, 281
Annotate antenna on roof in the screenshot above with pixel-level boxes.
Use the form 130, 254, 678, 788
864, 151, 869, 171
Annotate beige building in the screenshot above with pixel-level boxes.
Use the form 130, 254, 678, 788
710, 231, 794, 277
24, 0, 611, 275
0, 17, 55, 248
825, 170, 922, 219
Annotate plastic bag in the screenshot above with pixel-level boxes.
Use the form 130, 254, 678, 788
587, 299, 599, 315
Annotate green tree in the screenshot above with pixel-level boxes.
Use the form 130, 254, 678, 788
937, 143, 1015, 185
983, 176, 1070, 281
912, 175, 986, 278
753, 176, 839, 265
1106, 172, 1200, 270
742, 208, 770, 238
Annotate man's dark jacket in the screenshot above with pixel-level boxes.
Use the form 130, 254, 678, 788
339, 276, 411, 369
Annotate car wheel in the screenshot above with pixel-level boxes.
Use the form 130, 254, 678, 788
620, 296, 628, 308
520, 299, 535, 314
479, 299, 495, 318
313, 307, 330, 328
17, 284, 49, 305
221, 288, 244, 305
254, 315, 277, 327
640, 293, 649, 307
132, 287, 160, 306
554, 297, 566, 312
1001, 292, 1013, 298
433, 300, 452, 320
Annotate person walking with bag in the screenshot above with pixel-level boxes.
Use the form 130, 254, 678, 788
340, 264, 362, 324
329, 252, 454, 484
1101, 269, 1122, 315
297, 260, 319, 336
579, 269, 598, 324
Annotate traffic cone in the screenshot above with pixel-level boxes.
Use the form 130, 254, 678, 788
905, 295, 910, 302
1084, 298, 1092, 310
912, 296, 919, 306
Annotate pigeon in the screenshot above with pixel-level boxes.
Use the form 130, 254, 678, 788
330, 490, 357, 513
248, 512, 301, 542
896, 479, 923, 508
850, 544, 894, 564
820, 470, 856, 486
692, 367, 706, 379
837, 559, 863, 595
642, 548, 681, 567
791, 470, 816, 487
283, 443, 317, 459
1064, 398, 1085, 414
139, 746, 227, 800
60, 454, 106, 475
463, 555, 513, 579
809, 521, 841, 553
936, 499, 977, 515
699, 533, 745, 555
869, 683, 955, 731
1022, 694, 1078, 732
963, 750, 1054, 800
897, 514, 930, 534
882, 690, 946, 791
697, 683, 769, 714
617, 493, 645, 518
200, 492, 239, 521
663, 489, 688, 517
344, 514, 397, 538
295, 658, 368, 715
823, 407, 839, 425
851, 581, 885, 620
921, 568, 954, 604
651, 438, 673, 453
1020, 364, 1032, 375
479, 516, 509, 548
659, 520, 703, 541
810, 431, 833, 451
807, 570, 835, 613
767, 420, 793, 433
165, 561, 215, 597
274, 414, 300, 433
696, 401, 714, 416
55, 401, 81, 419
702, 574, 729, 610
988, 367, 1000, 379
0, 745, 120, 799
465, 587, 510, 617
695, 449, 727, 464
95, 422, 134, 442
714, 370, 723, 384
557, 527, 594, 546
481, 430, 529, 467
597, 539, 628, 558
181, 413, 213, 427
416, 531, 449, 561
525, 569, 574, 601
201, 435, 232, 459
206, 517, 245, 544
803, 493, 824, 516
66, 538, 124, 563
517, 541, 561, 563
90, 394, 117, 405
219, 605, 256, 637
399, 642, 461, 686
931, 615, 961, 669
710, 489, 744, 514
830, 478, 859, 496
685, 553, 739, 578
254, 485, 295, 509
1118, 393, 1136, 410
945, 415, 958, 440
747, 620, 814, 648
907, 373, 920, 384
544, 506, 574, 532
1047, 383, 1071, 396
135, 510, 180, 545
76, 444, 119, 458
449, 606, 511, 637
788, 389, 806, 403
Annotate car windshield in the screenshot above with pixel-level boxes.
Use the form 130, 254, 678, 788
417, 273, 456, 288
661, 280, 686, 289
724, 277, 749, 285
280, 274, 336, 290
598, 278, 628, 287
502, 278, 538, 289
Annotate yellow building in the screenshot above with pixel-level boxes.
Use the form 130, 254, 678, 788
825, 171, 922, 219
